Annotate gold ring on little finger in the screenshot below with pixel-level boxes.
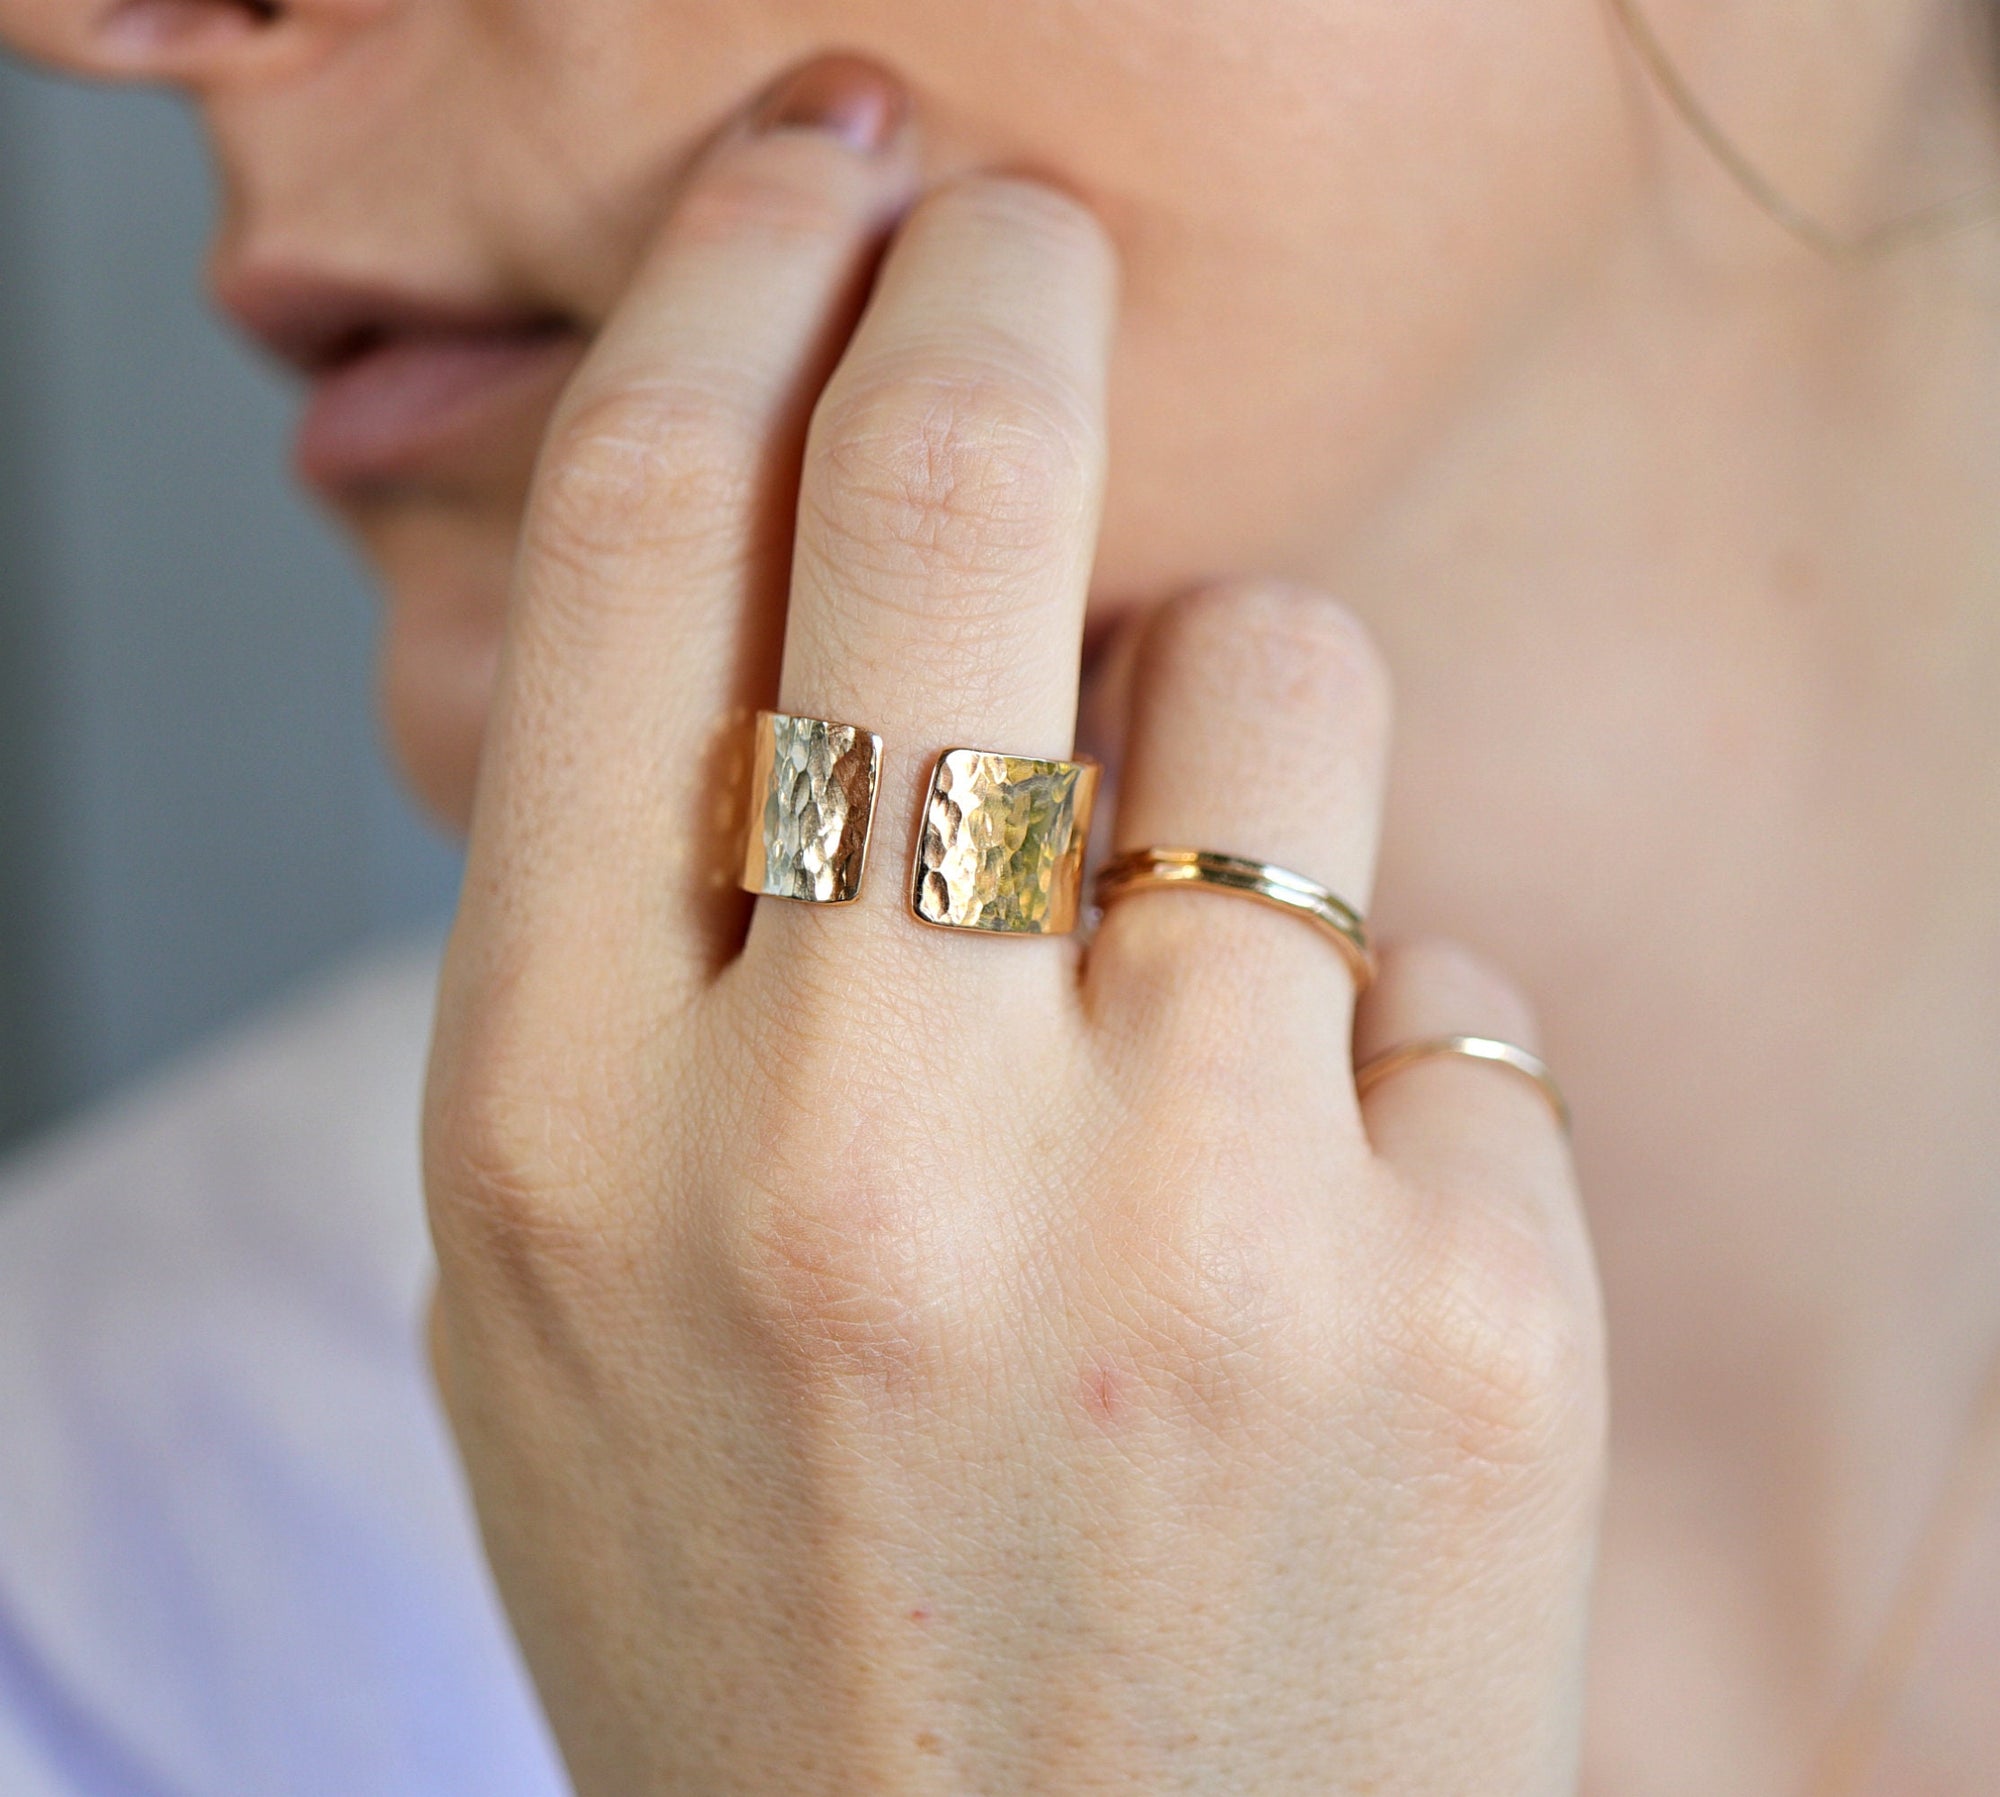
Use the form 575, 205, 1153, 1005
1354, 1036, 1572, 1134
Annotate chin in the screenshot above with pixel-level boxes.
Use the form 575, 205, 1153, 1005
376, 578, 506, 834
343, 498, 522, 832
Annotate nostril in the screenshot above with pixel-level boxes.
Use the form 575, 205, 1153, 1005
96, 0, 283, 62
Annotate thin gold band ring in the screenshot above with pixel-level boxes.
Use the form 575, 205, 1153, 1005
1354, 1036, 1572, 1135
1094, 847, 1376, 992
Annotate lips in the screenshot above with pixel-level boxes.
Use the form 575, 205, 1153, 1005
216, 272, 585, 495
295, 322, 581, 493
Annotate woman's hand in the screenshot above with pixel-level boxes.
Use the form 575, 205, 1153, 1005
423, 60, 1607, 1796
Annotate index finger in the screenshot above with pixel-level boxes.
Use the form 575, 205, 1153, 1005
447, 72, 917, 1017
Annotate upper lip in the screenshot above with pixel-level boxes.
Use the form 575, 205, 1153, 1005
214, 266, 576, 378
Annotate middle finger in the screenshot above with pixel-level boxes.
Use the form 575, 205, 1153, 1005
747, 177, 1117, 992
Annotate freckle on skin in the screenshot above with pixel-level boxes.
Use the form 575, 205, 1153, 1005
909, 1607, 930, 1624
914, 1730, 942, 1754
1772, 544, 1821, 605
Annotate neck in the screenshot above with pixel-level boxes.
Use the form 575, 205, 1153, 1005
1322, 197, 2000, 1776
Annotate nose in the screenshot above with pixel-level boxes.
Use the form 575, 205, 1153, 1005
0, 0, 386, 89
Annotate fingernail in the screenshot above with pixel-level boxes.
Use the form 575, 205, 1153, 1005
753, 57, 907, 154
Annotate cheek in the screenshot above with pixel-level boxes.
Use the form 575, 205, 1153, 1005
873, 0, 1636, 605
352, 0, 1630, 816
362, 506, 514, 831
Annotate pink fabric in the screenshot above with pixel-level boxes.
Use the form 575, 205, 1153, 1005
0, 935, 563, 1797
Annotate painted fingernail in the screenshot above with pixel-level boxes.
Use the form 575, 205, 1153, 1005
753, 57, 907, 154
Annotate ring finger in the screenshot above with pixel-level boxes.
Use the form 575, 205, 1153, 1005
1088, 582, 1394, 1094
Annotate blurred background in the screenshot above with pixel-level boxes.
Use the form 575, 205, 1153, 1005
0, 61, 463, 1158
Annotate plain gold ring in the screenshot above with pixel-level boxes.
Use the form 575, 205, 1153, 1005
1353, 1035, 1572, 1135
1093, 846, 1376, 992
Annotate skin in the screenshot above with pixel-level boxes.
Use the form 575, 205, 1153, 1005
4, 0, 1999, 1790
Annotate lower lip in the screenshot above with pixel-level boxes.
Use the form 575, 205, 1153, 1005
295, 327, 580, 494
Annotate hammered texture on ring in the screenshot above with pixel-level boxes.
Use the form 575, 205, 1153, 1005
1093, 847, 1376, 990
912, 749, 1100, 935
741, 710, 884, 905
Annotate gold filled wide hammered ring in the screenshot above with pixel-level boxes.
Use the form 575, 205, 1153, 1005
912, 749, 1101, 936
1093, 847, 1377, 992
741, 710, 885, 906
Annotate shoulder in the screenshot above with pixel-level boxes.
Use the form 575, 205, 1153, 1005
0, 932, 563, 1797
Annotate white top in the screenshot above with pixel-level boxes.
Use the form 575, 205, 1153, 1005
0, 934, 568, 1797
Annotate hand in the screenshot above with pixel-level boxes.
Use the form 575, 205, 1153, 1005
424, 59, 1607, 1796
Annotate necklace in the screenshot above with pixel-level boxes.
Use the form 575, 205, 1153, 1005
1606, 9, 2000, 1780
1799, 1339, 2000, 1795
1606, 0, 2000, 264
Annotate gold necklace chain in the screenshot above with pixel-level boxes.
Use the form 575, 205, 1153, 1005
1606, 0, 2000, 263
1595, 9, 2000, 1785
1607, 7, 2000, 1783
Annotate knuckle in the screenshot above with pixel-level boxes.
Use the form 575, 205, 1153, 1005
1087, 1184, 1300, 1434
1372, 1214, 1604, 1492
1151, 582, 1393, 740
531, 379, 756, 581
422, 965, 642, 1252
733, 1200, 936, 1397
426, 1051, 601, 1239
807, 362, 1099, 585
423, 1065, 625, 1400
719, 1111, 961, 1398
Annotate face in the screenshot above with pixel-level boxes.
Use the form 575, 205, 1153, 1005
1, 0, 1639, 825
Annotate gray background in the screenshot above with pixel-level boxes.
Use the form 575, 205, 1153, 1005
0, 60, 463, 1156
